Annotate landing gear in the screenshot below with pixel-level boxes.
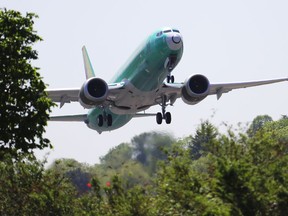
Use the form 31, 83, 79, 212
165, 112, 171, 124
156, 112, 172, 124
98, 115, 104, 127
156, 112, 162, 124
97, 112, 113, 127
107, 114, 112, 127
156, 95, 172, 125
165, 55, 177, 83
166, 75, 175, 83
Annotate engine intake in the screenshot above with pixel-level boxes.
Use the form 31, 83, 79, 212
181, 74, 210, 105
79, 77, 108, 108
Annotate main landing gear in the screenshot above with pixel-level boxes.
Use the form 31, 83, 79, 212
156, 95, 172, 125
97, 111, 112, 127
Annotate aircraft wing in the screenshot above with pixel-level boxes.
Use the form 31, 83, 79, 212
47, 88, 80, 108
159, 77, 288, 103
209, 78, 288, 99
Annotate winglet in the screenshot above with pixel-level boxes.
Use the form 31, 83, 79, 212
82, 46, 95, 79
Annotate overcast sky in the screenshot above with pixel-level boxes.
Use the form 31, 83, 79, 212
4, 0, 288, 165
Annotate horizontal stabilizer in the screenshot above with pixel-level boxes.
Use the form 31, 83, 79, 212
49, 114, 87, 122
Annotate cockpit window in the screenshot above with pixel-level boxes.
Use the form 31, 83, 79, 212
156, 31, 163, 37
157, 29, 180, 36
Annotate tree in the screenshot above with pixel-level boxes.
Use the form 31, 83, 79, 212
154, 141, 231, 215
154, 118, 288, 215
132, 133, 150, 165
189, 120, 219, 159
49, 159, 92, 195
99, 143, 132, 169
0, 9, 54, 158
0, 154, 77, 215
76, 174, 152, 215
131, 132, 175, 174
214, 117, 288, 215
247, 115, 273, 137
94, 143, 151, 189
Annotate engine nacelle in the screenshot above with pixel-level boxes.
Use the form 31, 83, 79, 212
79, 77, 108, 108
181, 74, 210, 105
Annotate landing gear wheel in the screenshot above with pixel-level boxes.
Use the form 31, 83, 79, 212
167, 76, 171, 83
156, 112, 163, 124
165, 112, 172, 124
98, 115, 104, 127
107, 114, 112, 127
167, 75, 175, 83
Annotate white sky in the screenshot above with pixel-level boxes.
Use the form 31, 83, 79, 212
3, 0, 288, 165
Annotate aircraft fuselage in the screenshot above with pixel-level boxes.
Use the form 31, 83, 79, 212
87, 28, 184, 133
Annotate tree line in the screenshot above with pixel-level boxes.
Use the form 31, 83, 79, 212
1, 8, 288, 215
1, 115, 288, 215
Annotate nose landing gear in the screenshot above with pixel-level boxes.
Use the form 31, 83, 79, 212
166, 74, 175, 83
165, 55, 177, 83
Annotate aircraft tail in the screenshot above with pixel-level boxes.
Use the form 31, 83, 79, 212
82, 46, 95, 79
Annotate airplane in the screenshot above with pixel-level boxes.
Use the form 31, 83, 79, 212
47, 27, 288, 134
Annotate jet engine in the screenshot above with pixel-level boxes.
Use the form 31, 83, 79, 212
181, 74, 210, 105
79, 77, 108, 108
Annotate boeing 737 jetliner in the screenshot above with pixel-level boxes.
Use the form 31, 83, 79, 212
47, 27, 288, 134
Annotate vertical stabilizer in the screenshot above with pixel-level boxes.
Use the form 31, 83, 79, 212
82, 46, 95, 79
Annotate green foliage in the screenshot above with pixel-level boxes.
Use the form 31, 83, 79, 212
189, 120, 219, 159
0, 154, 77, 215
214, 117, 288, 215
48, 159, 92, 195
52, 119, 288, 215
90, 132, 175, 191
74, 175, 152, 216
131, 132, 175, 174
247, 114, 273, 137
100, 143, 132, 169
150, 117, 288, 215
0, 9, 54, 157
154, 141, 231, 215
2, 110, 288, 215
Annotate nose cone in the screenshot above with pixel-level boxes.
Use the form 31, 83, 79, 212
172, 35, 181, 44
166, 33, 183, 50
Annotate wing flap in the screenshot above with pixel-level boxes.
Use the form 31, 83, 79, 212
154, 82, 183, 105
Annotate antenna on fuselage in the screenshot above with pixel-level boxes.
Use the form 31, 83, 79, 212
82, 46, 95, 79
